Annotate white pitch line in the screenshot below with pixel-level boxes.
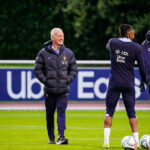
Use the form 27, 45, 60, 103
0, 125, 133, 131
0, 106, 150, 111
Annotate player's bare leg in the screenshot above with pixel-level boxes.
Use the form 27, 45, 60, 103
129, 118, 139, 148
104, 116, 112, 128
103, 116, 112, 148
129, 118, 138, 132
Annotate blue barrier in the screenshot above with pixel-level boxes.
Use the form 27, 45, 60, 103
0, 68, 148, 101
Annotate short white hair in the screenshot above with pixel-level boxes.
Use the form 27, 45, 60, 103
50, 28, 63, 39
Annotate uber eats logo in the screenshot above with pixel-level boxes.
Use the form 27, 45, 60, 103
78, 71, 142, 99
3, 69, 144, 100
7, 71, 44, 99
78, 71, 109, 99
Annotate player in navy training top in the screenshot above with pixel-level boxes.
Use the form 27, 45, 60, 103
103, 24, 147, 148
141, 31, 150, 98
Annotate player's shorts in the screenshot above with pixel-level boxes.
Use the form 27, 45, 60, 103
106, 82, 136, 118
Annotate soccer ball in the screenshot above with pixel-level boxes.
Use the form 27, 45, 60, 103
121, 136, 138, 150
140, 135, 150, 150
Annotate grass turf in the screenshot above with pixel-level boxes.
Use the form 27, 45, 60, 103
0, 110, 149, 150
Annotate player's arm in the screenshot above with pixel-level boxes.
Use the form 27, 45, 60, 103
67, 53, 78, 85
33, 51, 47, 85
106, 39, 112, 50
136, 46, 147, 84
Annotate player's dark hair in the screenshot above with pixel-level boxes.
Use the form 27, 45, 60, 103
119, 24, 133, 37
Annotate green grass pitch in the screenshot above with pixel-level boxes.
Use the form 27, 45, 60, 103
0, 110, 149, 150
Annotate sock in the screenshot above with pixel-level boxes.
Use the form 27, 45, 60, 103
133, 132, 139, 143
104, 128, 111, 144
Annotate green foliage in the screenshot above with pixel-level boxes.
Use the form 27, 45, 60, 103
0, 0, 150, 60
97, 0, 150, 39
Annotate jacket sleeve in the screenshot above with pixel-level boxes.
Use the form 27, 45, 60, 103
67, 52, 78, 84
106, 39, 112, 50
33, 51, 46, 85
136, 46, 147, 83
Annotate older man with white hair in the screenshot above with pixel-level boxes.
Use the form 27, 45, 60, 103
34, 28, 77, 144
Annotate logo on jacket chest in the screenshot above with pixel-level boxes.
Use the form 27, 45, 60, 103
61, 56, 68, 65
115, 49, 128, 64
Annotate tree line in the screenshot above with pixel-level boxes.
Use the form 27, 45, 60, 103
0, 0, 150, 60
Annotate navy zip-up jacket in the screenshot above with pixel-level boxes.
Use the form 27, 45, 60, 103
34, 40, 78, 95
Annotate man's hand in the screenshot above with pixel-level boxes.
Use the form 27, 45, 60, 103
140, 81, 145, 92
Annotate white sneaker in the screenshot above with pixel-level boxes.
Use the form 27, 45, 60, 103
103, 143, 109, 148
56, 135, 68, 145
